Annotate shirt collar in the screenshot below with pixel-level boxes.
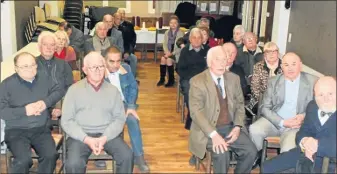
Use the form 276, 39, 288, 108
86, 78, 104, 92
189, 44, 204, 51
209, 70, 224, 83
16, 73, 36, 84
243, 45, 263, 54
285, 73, 301, 83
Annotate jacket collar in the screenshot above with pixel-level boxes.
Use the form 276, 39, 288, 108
243, 45, 263, 55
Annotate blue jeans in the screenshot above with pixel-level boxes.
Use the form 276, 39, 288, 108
126, 114, 144, 157
125, 54, 138, 78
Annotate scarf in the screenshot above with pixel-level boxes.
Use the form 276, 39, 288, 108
167, 28, 179, 52
93, 35, 111, 52
265, 59, 279, 77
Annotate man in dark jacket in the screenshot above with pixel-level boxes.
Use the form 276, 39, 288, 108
59, 21, 84, 54
0, 52, 64, 173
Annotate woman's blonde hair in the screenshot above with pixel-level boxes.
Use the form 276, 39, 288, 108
54, 30, 70, 48
263, 42, 279, 52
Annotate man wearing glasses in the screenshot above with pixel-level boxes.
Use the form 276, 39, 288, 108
61, 51, 133, 173
0, 52, 64, 173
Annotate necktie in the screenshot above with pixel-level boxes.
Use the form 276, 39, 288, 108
217, 78, 223, 97
320, 111, 333, 117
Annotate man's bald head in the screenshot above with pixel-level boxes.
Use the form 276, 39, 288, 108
281, 52, 302, 80
103, 14, 114, 29
314, 76, 336, 112
222, 42, 237, 66
114, 12, 122, 25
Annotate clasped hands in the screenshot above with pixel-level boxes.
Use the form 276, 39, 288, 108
25, 100, 46, 116
301, 137, 318, 162
211, 127, 241, 154
283, 114, 305, 129
84, 136, 107, 155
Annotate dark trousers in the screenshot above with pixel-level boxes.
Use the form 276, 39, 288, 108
5, 126, 58, 174
65, 133, 133, 173
180, 79, 192, 130
262, 147, 336, 173
207, 124, 257, 173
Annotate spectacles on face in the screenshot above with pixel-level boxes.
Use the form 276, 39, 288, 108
265, 50, 278, 54
88, 65, 105, 72
15, 64, 37, 70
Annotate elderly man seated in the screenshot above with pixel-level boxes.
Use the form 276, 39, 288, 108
84, 22, 123, 56
35, 31, 74, 120
90, 14, 123, 44
262, 76, 336, 173
249, 52, 318, 169
182, 17, 215, 45
59, 21, 84, 54
188, 46, 257, 173
0, 52, 64, 173
61, 52, 133, 173
235, 32, 264, 84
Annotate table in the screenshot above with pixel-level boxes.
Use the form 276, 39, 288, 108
1, 42, 40, 82
135, 29, 166, 62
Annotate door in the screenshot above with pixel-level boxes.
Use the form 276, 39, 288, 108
264, 0, 275, 42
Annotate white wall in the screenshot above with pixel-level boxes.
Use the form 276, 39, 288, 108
1, 1, 17, 60
271, 1, 324, 77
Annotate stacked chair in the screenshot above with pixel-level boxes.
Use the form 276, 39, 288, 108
62, 0, 84, 31
43, 3, 65, 25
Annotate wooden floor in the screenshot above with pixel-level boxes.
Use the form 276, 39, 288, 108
0, 52, 262, 173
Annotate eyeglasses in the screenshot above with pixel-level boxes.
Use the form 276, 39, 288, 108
15, 64, 37, 70
265, 50, 278, 54
88, 65, 105, 72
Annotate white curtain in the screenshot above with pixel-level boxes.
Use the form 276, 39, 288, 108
155, 0, 183, 15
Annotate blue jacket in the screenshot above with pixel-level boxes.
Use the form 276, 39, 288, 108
105, 64, 138, 109
296, 100, 336, 171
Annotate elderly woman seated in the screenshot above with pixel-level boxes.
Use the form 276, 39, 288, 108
157, 15, 184, 87
248, 42, 283, 111
199, 26, 219, 48
54, 30, 78, 70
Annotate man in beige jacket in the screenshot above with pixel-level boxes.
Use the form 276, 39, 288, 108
189, 46, 257, 173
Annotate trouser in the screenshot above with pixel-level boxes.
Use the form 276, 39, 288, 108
5, 126, 57, 174
249, 117, 299, 152
65, 133, 133, 173
207, 124, 257, 173
180, 79, 191, 130
126, 114, 144, 157
125, 54, 138, 78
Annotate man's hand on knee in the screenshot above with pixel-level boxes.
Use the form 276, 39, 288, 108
211, 132, 229, 154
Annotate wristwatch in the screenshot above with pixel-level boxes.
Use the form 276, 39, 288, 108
235, 125, 243, 129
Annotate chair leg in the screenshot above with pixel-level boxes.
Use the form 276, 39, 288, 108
195, 156, 200, 171
260, 139, 268, 173
113, 160, 117, 174
176, 83, 180, 113
206, 151, 212, 174
181, 95, 185, 123
6, 150, 11, 174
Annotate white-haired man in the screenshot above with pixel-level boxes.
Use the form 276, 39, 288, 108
61, 51, 133, 173
188, 46, 257, 173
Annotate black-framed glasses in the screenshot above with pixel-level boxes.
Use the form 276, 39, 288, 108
88, 65, 105, 72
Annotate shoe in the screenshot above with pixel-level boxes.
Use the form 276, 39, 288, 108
94, 160, 106, 168
252, 150, 262, 169
134, 155, 150, 173
157, 79, 165, 86
189, 155, 196, 166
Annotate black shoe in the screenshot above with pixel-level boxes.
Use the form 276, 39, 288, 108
157, 79, 165, 86
252, 150, 262, 169
134, 155, 150, 173
164, 80, 175, 87
189, 155, 196, 166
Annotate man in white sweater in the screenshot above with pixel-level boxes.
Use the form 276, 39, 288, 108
61, 51, 133, 173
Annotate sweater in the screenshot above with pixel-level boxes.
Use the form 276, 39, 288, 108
0, 73, 64, 130
176, 44, 210, 81
61, 79, 126, 142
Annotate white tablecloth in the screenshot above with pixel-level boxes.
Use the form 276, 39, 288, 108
135, 30, 165, 44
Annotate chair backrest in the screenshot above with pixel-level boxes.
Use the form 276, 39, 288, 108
34, 6, 46, 23
44, 3, 52, 18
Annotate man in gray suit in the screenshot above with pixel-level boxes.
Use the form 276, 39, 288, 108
189, 46, 257, 173
249, 52, 318, 168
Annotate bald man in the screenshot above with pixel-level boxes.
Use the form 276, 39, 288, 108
223, 42, 248, 96
61, 52, 133, 173
235, 32, 264, 83
262, 76, 336, 173
249, 52, 318, 169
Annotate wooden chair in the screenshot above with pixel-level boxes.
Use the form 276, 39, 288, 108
261, 136, 281, 171
34, 6, 59, 32
5, 133, 64, 174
